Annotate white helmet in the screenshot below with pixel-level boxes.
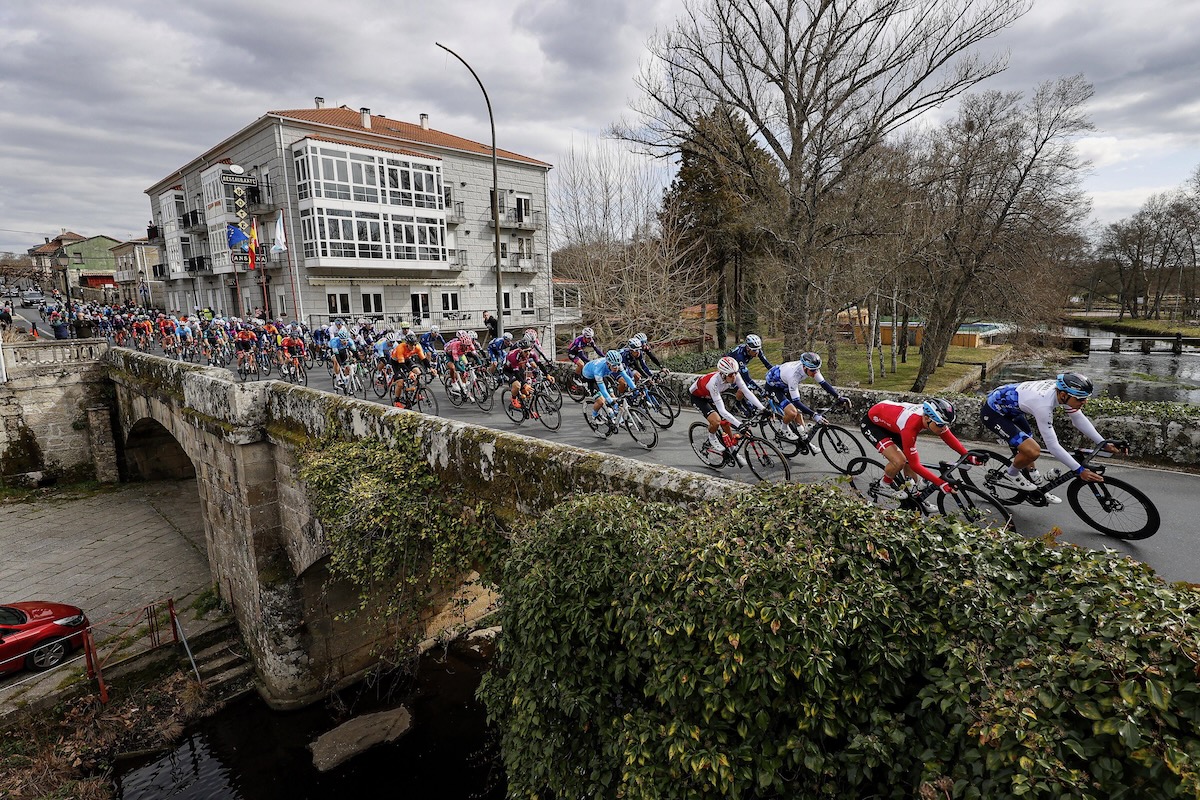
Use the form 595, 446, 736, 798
430, 324, 439, 333
717, 356, 739, 376
456, 329, 470, 342
581, 327, 594, 338
745, 334, 762, 350
387, 331, 400, 343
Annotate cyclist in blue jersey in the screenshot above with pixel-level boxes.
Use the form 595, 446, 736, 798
581, 350, 639, 436
420, 324, 447, 353
764, 351, 851, 440
633, 332, 667, 372
487, 332, 513, 367
725, 333, 771, 411
329, 328, 357, 387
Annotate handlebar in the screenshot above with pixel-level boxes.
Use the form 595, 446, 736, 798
937, 449, 992, 475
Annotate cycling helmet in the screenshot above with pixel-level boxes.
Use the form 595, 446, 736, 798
468, 331, 478, 341
430, 324, 439, 333
405, 331, 418, 344
745, 334, 762, 350
799, 351, 822, 370
717, 356, 739, 376
523, 327, 538, 341
518, 337, 533, 350
581, 327, 594, 338
337, 329, 351, 341
605, 349, 623, 368
922, 398, 957, 427
635, 332, 649, 346
627, 337, 642, 350
1055, 372, 1093, 399
456, 329, 469, 342
400, 320, 411, 329
503, 331, 513, 341
387, 331, 400, 343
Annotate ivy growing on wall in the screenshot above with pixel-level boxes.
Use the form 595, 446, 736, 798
298, 432, 501, 662
480, 484, 1200, 799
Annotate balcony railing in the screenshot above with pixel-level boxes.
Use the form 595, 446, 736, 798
498, 252, 543, 273
446, 202, 466, 225
487, 209, 544, 231
151, 264, 169, 279
184, 255, 211, 273
179, 210, 205, 232
450, 249, 468, 267
146, 224, 162, 242
246, 184, 277, 213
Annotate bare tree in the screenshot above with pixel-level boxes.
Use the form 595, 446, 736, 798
617, 0, 1031, 360
907, 76, 1094, 390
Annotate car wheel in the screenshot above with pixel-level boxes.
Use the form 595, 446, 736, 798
26, 638, 71, 671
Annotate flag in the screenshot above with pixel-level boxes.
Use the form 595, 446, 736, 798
249, 217, 258, 270
271, 212, 287, 254
227, 223, 250, 250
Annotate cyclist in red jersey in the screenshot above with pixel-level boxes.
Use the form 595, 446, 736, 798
858, 398, 980, 502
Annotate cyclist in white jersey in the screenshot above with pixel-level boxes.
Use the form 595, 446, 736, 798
979, 372, 1124, 502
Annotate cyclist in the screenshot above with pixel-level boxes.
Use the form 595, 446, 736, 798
763, 351, 852, 442
280, 328, 307, 376
389, 331, 429, 407
567, 327, 603, 377
444, 330, 477, 397
502, 338, 538, 411
631, 332, 666, 372
725, 334, 772, 411
233, 322, 258, 372
329, 328, 357, 388
689, 355, 766, 453
979, 372, 1123, 501
420, 324, 447, 353
581, 349, 640, 436
487, 331, 514, 372
859, 398, 978, 504
174, 315, 194, 354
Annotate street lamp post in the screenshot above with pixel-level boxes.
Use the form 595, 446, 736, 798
436, 42, 504, 338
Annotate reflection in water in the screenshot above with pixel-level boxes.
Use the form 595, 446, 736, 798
113, 652, 505, 799
989, 327, 1200, 404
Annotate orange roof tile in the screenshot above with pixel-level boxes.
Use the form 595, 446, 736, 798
270, 106, 551, 168
300, 134, 440, 162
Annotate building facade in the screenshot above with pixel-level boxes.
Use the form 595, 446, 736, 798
143, 100, 578, 347
26, 231, 120, 301
111, 238, 164, 307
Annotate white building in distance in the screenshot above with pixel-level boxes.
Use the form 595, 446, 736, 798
142, 98, 579, 345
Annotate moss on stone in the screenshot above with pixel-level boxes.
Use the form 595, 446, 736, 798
0, 422, 44, 485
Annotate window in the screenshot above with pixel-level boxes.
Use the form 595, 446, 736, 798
411, 291, 430, 321
361, 291, 383, 314
554, 285, 580, 308
351, 154, 379, 203
317, 148, 351, 200
276, 292, 287, 316
520, 289, 535, 315
515, 236, 533, 257
489, 189, 507, 216
502, 291, 512, 317
515, 194, 532, 221
441, 291, 459, 312
327, 293, 351, 314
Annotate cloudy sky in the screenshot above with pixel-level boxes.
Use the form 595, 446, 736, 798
1, 0, 1198, 256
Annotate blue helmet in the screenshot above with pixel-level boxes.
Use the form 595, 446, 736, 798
799, 351, 821, 370
921, 398, 956, 427
1055, 372, 1093, 399
605, 349, 623, 368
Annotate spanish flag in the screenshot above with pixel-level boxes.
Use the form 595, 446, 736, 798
249, 217, 259, 271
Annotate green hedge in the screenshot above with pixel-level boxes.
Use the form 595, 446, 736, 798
480, 485, 1200, 799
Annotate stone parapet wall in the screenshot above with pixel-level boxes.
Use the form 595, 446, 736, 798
0, 339, 116, 486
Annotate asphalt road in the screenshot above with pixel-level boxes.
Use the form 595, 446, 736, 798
19, 333, 1200, 584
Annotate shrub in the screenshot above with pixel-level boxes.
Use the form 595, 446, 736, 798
480, 484, 1200, 798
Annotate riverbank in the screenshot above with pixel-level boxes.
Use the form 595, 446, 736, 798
1066, 316, 1200, 338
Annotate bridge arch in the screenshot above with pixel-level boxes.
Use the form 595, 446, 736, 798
124, 417, 196, 481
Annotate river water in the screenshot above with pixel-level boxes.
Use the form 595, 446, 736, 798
110, 650, 505, 799
988, 325, 1200, 404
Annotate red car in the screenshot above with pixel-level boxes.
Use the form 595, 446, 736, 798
0, 602, 90, 675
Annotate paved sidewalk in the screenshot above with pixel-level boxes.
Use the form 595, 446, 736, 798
1, 480, 215, 714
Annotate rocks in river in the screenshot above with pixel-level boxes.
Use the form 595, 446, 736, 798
309, 705, 412, 772
452, 625, 500, 661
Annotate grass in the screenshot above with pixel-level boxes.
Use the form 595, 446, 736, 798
742, 339, 1008, 394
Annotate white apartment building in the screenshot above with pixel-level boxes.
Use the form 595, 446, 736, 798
143, 99, 580, 345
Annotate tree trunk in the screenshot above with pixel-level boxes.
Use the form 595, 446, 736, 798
898, 307, 910, 364
715, 257, 727, 350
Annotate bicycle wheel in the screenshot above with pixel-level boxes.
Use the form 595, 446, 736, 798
1066, 476, 1160, 539
762, 415, 804, 458
642, 390, 676, 429
744, 437, 792, 483
501, 389, 524, 424
372, 366, 391, 398
446, 376, 466, 407
566, 376, 589, 403
471, 377, 493, 411
541, 380, 563, 410
533, 394, 561, 430
237, 360, 250, 382
937, 485, 1013, 532
688, 422, 726, 469
413, 385, 440, 416
295, 364, 308, 387
845, 457, 905, 511
817, 424, 865, 474
624, 408, 659, 450
259, 354, 273, 376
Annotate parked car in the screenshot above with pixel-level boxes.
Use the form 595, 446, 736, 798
20, 289, 45, 308
0, 601, 90, 675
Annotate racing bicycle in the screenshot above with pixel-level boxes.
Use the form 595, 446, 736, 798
688, 415, 792, 484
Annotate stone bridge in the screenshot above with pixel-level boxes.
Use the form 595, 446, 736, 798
99, 348, 733, 709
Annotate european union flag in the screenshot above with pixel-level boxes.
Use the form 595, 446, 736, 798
227, 224, 250, 250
